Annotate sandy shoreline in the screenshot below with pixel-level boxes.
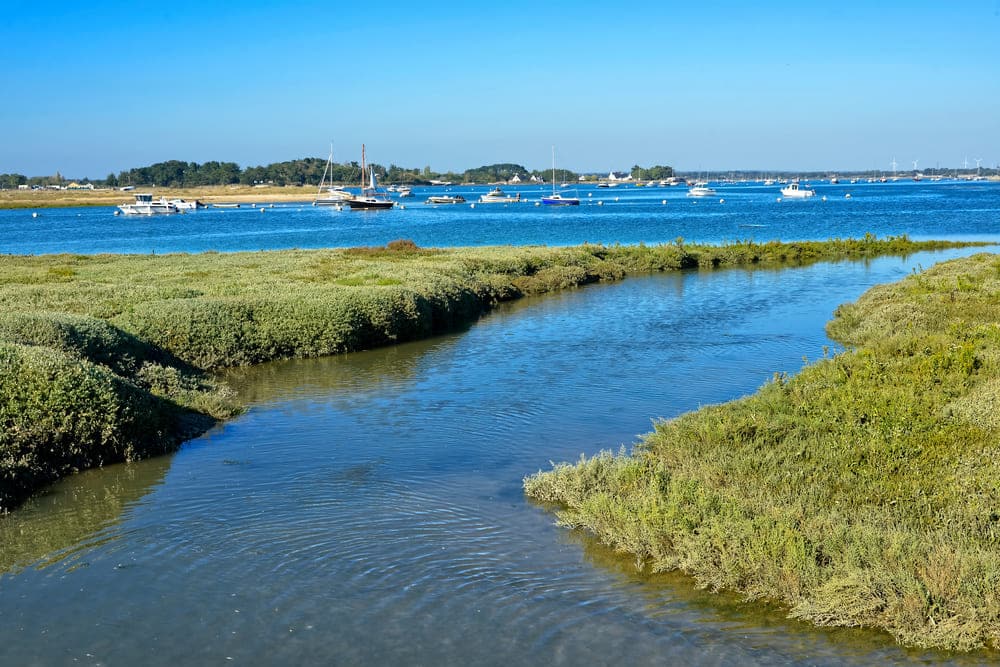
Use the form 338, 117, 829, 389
0, 185, 318, 210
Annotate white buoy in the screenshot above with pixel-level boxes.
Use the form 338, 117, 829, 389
719, 198, 725, 204
662, 199, 667, 205
535, 201, 540, 207
588, 192, 592, 197
845, 193, 852, 199
31, 212, 38, 218
269, 204, 274, 208
614, 197, 619, 202
251, 203, 257, 208
777, 197, 783, 202
597, 201, 604, 206
821, 196, 827, 201
399, 204, 405, 210
470, 203, 475, 209
260, 207, 265, 213
114, 210, 120, 216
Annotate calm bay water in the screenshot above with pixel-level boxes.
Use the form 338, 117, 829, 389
1, 183, 999, 664
1, 180, 999, 254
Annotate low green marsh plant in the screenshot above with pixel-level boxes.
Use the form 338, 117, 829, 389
0, 237, 986, 512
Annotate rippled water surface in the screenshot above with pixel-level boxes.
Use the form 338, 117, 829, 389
2, 180, 999, 254
2, 247, 997, 665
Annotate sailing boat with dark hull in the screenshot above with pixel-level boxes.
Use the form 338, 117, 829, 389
346, 144, 394, 210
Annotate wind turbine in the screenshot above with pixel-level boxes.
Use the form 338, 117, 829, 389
975, 158, 983, 176
912, 159, 919, 173
963, 156, 970, 171
891, 157, 898, 176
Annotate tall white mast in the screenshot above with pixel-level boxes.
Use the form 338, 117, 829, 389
551, 145, 556, 195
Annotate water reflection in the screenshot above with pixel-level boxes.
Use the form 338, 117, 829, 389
221, 334, 459, 406
0, 456, 171, 576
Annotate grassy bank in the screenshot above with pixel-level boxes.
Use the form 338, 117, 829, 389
525, 252, 1000, 651
0, 236, 984, 513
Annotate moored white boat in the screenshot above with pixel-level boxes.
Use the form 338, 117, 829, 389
314, 145, 355, 206
686, 183, 717, 197
314, 188, 353, 206
118, 193, 179, 215
478, 187, 520, 203
780, 182, 815, 198
426, 195, 466, 204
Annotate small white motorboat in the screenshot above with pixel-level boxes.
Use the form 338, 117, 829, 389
426, 195, 466, 204
478, 187, 520, 203
780, 182, 815, 198
686, 183, 717, 197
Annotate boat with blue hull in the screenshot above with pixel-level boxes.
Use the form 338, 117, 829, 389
541, 146, 580, 206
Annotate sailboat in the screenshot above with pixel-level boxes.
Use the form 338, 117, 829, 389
346, 144, 394, 210
313, 143, 352, 206
541, 146, 580, 206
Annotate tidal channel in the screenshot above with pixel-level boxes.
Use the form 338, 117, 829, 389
1, 247, 994, 665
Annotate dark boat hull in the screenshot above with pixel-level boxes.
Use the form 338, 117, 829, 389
346, 199, 394, 210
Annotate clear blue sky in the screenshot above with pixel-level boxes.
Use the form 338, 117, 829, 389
2, 0, 998, 177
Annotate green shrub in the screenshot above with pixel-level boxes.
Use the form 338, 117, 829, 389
0, 343, 197, 511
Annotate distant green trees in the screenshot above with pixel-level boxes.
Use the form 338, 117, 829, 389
0, 173, 27, 189
631, 164, 675, 180
531, 167, 577, 182
463, 163, 530, 183
4, 159, 682, 189
117, 160, 243, 188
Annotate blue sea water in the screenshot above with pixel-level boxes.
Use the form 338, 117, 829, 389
2, 179, 998, 254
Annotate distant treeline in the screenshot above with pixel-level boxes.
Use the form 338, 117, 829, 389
1, 160, 677, 188
5, 161, 999, 190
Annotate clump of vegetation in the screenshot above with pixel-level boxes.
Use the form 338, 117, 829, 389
0, 341, 227, 511
525, 252, 1000, 651
0, 237, 985, 513
0, 312, 238, 511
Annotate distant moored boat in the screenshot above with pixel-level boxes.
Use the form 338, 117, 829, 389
541, 146, 580, 206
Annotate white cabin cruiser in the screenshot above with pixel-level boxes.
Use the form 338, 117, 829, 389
780, 182, 815, 198
118, 193, 180, 215
686, 182, 717, 197
478, 187, 520, 203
